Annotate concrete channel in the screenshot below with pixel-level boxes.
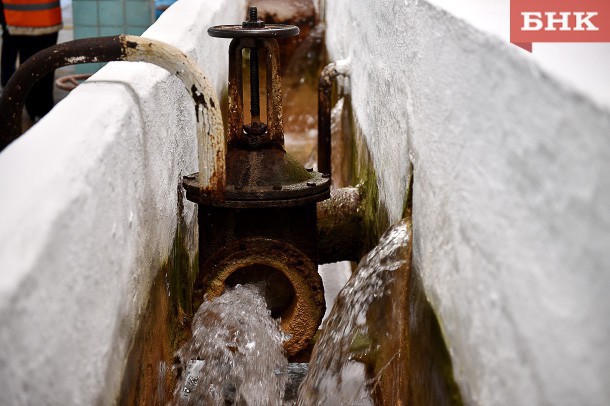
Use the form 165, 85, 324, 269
1, 0, 609, 404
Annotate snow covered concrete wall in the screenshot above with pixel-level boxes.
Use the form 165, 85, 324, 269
0, 0, 244, 404
325, 0, 610, 404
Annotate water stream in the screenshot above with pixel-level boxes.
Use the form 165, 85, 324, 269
172, 284, 288, 405
170, 220, 411, 405
298, 220, 411, 405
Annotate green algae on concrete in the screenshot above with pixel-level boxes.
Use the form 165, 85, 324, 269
341, 95, 390, 255
405, 269, 464, 406
118, 187, 198, 404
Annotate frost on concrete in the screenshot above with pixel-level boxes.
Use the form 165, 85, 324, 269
0, 0, 245, 404
325, 0, 610, 404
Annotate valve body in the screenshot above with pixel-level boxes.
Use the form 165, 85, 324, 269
184, 7, 330, 356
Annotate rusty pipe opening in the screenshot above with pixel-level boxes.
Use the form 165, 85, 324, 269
225, 263, 296, 319
197, 238, 325, 356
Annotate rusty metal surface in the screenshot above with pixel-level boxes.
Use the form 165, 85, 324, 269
224, 147, 316, 195
220, 9, 291, 147
198, 204, 319, 263
194, 168, 324, 205
206, 18, 330, 208
194, 204, 322, 355
186, 189, 330, 208
0, 35, 124, 151
227, 38, 245, 145
187, 14, 331, 359
264, 38, 285, 145
317, 186, 365, 264
318, 62, 350, 177
119, 35, 226, 202
183, 172, 330, 208
249, 45, 261, 120
196, 238, 324, 356
247, 7, 262, 121
243, 6, 266, 29
226, 37, 285, 146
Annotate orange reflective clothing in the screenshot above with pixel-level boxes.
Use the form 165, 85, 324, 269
2, 0, 62, 33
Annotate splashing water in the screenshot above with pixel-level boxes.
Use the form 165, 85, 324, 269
172, 284, 288, 405
298, 220, 411, 405
169, 220, 412, 405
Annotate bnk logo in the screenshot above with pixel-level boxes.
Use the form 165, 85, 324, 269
510, 0, 610, 51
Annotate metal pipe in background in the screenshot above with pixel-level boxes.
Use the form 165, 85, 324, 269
317, 59, 350, 177
317, 186, 364, 264
0, 35, 226, 201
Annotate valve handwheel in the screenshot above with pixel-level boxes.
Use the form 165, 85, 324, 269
209, 7, 299, 123
208, 7, 299, 39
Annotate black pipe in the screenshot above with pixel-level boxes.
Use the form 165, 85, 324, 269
0, 35, 125, 151
317, 186, 364, 264
317, 62, 349, 177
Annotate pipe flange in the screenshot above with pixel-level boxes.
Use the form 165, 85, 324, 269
183, 172, 331, 208
194, 238, 325, 356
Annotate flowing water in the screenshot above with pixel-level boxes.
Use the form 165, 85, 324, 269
298, 220, 411, 405
171, 284, 289, 405
170, 220, 411, 405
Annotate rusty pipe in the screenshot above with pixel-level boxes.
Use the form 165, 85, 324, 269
199, 237, 325, 356
318, 59, 350, 177
0, 35, 225, 200
317, 186, 364, 264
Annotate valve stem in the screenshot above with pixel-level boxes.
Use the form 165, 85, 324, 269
249, 7, 261, 122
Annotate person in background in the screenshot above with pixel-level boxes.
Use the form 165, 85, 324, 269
0, 0, 18, 88
0, 0, 62, 120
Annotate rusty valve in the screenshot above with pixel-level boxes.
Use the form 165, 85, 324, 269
184, 7, 330, 357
